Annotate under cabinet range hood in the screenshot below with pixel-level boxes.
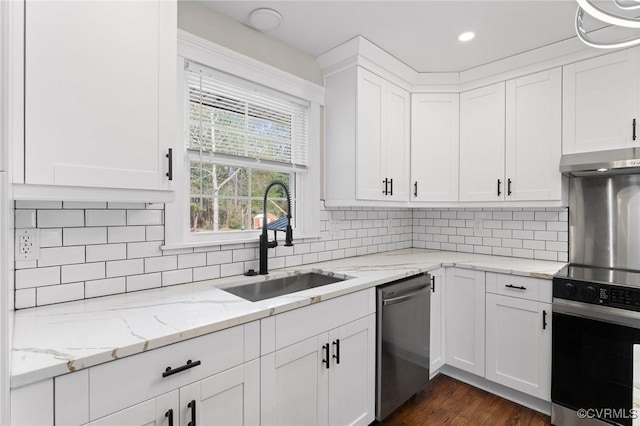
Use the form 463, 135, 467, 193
560, 147, 640, 176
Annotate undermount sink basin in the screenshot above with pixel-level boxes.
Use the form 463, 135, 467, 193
223, 272, 345, 302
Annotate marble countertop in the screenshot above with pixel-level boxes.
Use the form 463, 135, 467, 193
10, 249, 566, 388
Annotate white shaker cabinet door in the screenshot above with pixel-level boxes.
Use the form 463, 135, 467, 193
505, 68, 562, 201
261, 334, 329, 426
90, 391, 178, 426
179, 361, 260, 426
24, 0, 175, 191
485, 294, 551, 401
563, 48, 640, 154
411, 94, 459, 202
445, 268, 486, 376
328, 315, 376, 426
356, 68, 386, 201
429, 268, 446, 373
459, 82, 506, 202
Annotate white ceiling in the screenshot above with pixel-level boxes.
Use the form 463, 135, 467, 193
201, 1, 612, 73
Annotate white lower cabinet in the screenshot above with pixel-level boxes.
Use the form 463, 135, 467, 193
261, 314, 376, 426
429, 268, 446, 374
444, 268, 486, 376
485, 291, 551, 401
179, 360, 260, 426
89, 390, 178, 426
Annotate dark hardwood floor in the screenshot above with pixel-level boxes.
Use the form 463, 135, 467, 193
381, 374, 551, 426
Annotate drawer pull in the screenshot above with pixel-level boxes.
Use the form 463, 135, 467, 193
162, 359, 201, 378
188, 400, 196, 426
165, 409, 174, 426
505, 284, 527, 290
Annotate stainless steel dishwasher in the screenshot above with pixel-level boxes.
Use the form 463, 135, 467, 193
376, 273, 431, 421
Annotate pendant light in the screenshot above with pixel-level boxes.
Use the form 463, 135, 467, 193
575, 0, 640, 48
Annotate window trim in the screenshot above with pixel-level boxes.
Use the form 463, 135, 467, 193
164, 32, 323, 249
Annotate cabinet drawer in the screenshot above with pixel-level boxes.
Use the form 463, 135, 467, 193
487, 273, 551, 302
262, 288, 374, 353
89, 324, 245, 420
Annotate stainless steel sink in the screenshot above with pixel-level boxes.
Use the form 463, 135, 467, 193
223, 272, 345, 302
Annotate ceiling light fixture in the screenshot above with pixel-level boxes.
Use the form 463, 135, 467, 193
458, 31, 475, 42
575, 0, 640, 48
249, 8, 283, 32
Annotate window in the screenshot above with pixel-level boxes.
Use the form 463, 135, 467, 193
186, 62, 308, 235
164, 53, 320, 247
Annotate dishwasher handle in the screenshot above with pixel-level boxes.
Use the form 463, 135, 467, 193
382, 285, 428, 306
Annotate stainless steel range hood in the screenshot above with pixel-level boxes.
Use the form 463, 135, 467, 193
560, 147, 640, 176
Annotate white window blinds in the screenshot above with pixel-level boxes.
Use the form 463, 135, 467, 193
186, 62, 309, 168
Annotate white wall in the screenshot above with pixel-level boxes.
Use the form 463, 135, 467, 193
177, 1, 323, 86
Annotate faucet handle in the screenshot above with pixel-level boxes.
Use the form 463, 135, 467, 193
284, 225, 294, 247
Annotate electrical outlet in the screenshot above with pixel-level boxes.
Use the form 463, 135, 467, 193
15, 228, 40, 261
328, 219, 340, 237
473, 218, 484, 232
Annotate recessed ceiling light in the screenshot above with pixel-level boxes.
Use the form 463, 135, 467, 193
597, 168, 609, 172
249, 8, 283, 31
458, 31, 476, 42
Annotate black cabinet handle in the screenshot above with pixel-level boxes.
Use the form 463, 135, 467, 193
332, 339, 340, 364
382, 179, 388, 195
166, 148, 173, 181
322, 343, 330, 369
414, 181, 418, 197
162, 359, 201, 378
634, 119, 637, 141
543, 310, 548, 330
187, 400, 196, 426
165, 409, 174, 426
431, 275, 435, 293
505, 284, 527, 290
507, 178, 512, 196
497, 179, 502, 196
389, 178, 393, 196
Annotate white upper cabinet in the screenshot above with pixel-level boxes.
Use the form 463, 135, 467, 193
21, 0, 175, 198
411, 94, 459, 202
356, 68, 410, 202
460, 69, 562, 203
324, 66, 410, 205
563, 48, 640, 154
459, 82, 506, 202
505, 68, 562, 201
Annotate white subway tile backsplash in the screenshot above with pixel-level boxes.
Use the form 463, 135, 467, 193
162, 269, 192, 286
15, 210, 36, 228
220, 262, 245, 278
61, 262, 105, 284
63, 201, 106, 209
127, 210, 163, 226
207, 250, 233, 265
64, 227, 107, 246
233, 248, 256, 262
146, 226, 164, 241
86, 244, 127, 262
107, 259, 144, 278
86, 210, 126, 227
193, 265, 220, 281
40, 229, 62, 248
38, 246, 85, 267
108, 202, 146, 209
16, 201, 63, 209
85, 277, 126, 298
108, 226, 146, 243
145, 256, 177, 273
37, 282, 84, 306
15, 289, 36, 309
16, 266, 61, 289
178, 253, 206, 269
128, 241, 162, 259
37, 210, 84, 228
127, 273, 161, 292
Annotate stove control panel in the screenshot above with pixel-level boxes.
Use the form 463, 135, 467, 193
553, 278, 640, 312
